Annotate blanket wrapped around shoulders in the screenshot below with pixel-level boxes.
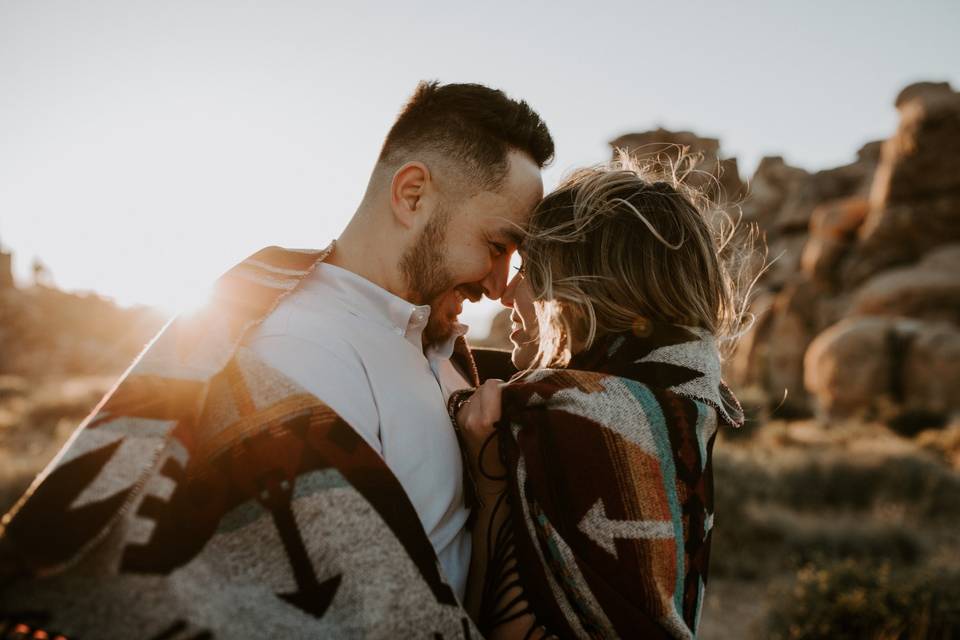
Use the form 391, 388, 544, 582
0, 246, 477, 639
478, 323, 743, 639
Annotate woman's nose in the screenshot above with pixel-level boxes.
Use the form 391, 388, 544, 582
500, 272, 520, 308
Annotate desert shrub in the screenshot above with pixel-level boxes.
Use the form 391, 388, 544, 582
888, 410, 948, 437
765, 560, 960, 640
715, 449, 960, 520
0, 376, 27, 401
25, 391, 99, 432
711, 504, 926, 579
917, 422, 960, 470
781, 455, 960, 521
19, 379, 110, 437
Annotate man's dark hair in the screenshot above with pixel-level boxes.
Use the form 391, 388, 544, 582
379, 81, 554, 189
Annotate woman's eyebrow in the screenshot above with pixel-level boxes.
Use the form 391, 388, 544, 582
500, 228, 525, 246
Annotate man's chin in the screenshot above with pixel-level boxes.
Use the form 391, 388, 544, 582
424, 317, 459, 347
424, 289, 468, 344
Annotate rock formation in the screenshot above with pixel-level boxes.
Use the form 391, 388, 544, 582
0, 245, 13, 290
466, 81, 960, 428
733, 81, 960, 424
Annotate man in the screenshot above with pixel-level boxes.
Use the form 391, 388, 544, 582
245, 81, 552, 600
0, 81, 552, 637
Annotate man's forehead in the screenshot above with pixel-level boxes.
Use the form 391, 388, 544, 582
503, 151, 544, 202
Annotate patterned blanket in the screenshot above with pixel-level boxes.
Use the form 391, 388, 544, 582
0, 246, 477, 639
478, 324, 743, 639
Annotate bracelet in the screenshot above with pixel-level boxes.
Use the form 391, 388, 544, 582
447, 388, 475, 432
447, 388, 483, 510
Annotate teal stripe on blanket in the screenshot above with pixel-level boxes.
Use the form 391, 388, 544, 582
620, 379, 686, 618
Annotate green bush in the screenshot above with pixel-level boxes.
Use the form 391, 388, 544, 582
765, 560, 960, 640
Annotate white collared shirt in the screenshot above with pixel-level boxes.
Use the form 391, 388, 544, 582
244, 262, 472, 600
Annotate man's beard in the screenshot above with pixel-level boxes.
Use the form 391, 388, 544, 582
398, 205, 458, 345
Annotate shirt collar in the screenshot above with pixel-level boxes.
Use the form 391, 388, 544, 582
426, 321, 469, 361
314, 262, 469, 353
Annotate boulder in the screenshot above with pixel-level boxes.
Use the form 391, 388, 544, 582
902, 322, 960, 417
878, 81, 960, 201
741, 156, 809, 230
849, 244, 960, 324
845, 82, 960, 282
801, 197, 870, 287
844, 195, 960, 285
742, 148, 877, 239
805, 316, 960, 421
723, 290, 775, 389
805, 316, 903, 419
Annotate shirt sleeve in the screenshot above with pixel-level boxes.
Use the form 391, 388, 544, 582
244, 333, 383, 456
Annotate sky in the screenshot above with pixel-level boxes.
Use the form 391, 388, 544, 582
1, 0, 958, 335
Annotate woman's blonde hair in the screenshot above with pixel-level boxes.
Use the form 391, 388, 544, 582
521, 149, 758, 368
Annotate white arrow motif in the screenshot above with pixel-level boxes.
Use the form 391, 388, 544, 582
578, 498, 674, 559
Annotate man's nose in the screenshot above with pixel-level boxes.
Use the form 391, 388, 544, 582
481, 253, 511, 300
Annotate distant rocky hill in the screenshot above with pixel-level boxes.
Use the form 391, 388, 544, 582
480, 80, 959, 429
0, 282, 166, 378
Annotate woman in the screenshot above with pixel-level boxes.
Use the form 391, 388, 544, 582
452, 153, 749, 639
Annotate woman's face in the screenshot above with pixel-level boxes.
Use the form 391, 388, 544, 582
500, 263, 539, 370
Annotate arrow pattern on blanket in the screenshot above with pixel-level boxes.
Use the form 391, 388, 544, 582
577, 498, 673, 559
256, 470, 342, 619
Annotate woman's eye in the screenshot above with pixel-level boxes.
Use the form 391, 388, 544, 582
490, 243, 507, 256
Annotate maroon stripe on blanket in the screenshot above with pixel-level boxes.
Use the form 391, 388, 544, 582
246, 246, 325, 272
213, 272, 291, 318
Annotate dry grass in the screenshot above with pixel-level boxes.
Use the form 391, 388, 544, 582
0, 375, 114, 514
701, 418, 960, 638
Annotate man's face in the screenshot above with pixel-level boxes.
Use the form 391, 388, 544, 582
399, 150, 544, 346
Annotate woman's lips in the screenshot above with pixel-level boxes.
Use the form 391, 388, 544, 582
510, 316, 524, 341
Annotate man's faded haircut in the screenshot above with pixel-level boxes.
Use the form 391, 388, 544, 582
378, 81, 555, 190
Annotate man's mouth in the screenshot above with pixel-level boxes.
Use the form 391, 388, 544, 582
458, 284, 484, 304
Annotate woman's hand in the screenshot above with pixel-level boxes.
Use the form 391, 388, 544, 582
456, 378, 507, 485
457, 379, 503, 448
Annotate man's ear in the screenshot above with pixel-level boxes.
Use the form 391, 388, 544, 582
390, 161, 430, 229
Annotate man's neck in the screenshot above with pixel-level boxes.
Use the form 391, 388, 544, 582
326, 217, 405, 301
